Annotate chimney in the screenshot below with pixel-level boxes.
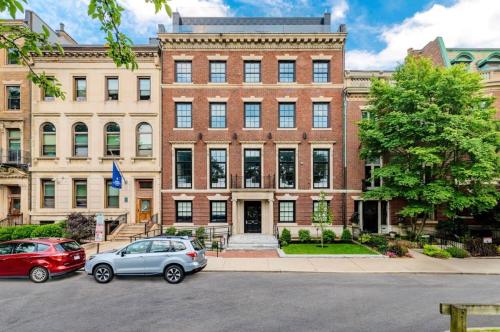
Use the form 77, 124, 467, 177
59, 23, 65, 31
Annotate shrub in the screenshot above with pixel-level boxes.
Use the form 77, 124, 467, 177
298, 229, 311, 243
165, 227, 177, 236
368, 235, 388, 253
466, 238, 498, 257
445, 246, 470, 258
322, 230, 336, 243
31, 224, 63, 238
0, 227, 15, 241
211, 241, 219, 250
436, 219, 468, 239
280, 228, 291, 245
340, 228, 352, 241
65, 213, 95, 242
11, 225, 39, 240
195, 227, 205, 245
360, 233, 371, 244
387, 242, 409, 257
176, 229, 192, 237
497, 245, 500, 256
423, 245, 451, 259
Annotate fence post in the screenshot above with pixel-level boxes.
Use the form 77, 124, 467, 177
450, 305, 467, 332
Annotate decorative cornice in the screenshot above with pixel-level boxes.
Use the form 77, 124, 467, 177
33, 46, 158, 60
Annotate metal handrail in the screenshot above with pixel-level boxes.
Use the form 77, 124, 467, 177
230, 174, 275, 189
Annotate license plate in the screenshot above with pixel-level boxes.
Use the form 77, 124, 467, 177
74, 255, 80, 260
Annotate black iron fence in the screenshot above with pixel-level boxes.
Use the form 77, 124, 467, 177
230, 174, 275, 189
0, 214, 23, 227
0, 150, 30, 166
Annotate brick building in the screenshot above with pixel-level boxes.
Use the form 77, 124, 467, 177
159, 13, 349, 238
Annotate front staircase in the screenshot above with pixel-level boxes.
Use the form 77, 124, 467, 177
109, 223, 149, 241
226, 234, 279, 250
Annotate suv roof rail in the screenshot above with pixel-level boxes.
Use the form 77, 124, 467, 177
151, 235, 190, 240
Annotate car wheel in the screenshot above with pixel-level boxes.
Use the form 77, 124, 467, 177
93, 264, 114, 283
29, 266, 49, 283
164, 265, 184, 284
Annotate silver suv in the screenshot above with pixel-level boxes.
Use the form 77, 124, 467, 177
85, 236, 207, 284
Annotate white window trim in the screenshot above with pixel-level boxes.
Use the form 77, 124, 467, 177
311, 54, 333, 60
242, 96, 263, 102
172, 55, 193, 60
311, 96, 333, 102
173, 96, 194, 102
241, 143, 264, 189
276, 55, 298, 60
171, 143, 195, 191
242, 55, 263, 60
275, 143, 299, 191
206, 143, 230, 191
276, 194, 299, 201
310, 143, 333, 190
172, 194, 195, 201
207, 55, 229, 61
276, 96, 298, 102
207, 97, 229, 102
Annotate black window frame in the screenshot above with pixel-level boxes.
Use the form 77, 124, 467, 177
279, 201, 295, 223
209, 61, 227, 83
176, 201, 193, 223
175, 102, 192, 128
313, 102, 330, 128
313, 149, 330, 189
209, 102, 227, 129
244, 61, 261, 83
278, 60, 296, 83
209, 149, 227, 189
244, 102, 261, 128
278, 102, 296, 128
175, 61, 192, 83
244, 149, 261, 188
312, 60, 330, 83
210, 201, 227, 223
175, 149, 192, 189
278, 149, 296, 189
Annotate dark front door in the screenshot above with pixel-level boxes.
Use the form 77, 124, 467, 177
363, 201, 379, 233
244, 201, 261, 233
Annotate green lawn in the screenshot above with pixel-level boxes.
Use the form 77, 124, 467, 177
282, 243, 378, 255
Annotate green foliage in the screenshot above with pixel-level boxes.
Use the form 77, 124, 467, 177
360, 57, 499, 238
211, 241, 219, 250
30, 224, 63, 238
445, 246, 470, 258
423, 245, 451, 259
298, 229, 311, 243
360, 233, 372, 244
340, 228, 352, 241
280, 228, 291, 246
312, 191, 334, 247
11, 225, 38, 240
367, 235, 389, 253
165, 227, 176, 236
0, 226, 15, 241
435, 219, 468, 239
322, 229, 336, 243
195, 227, 205, 245
387, 242, 409, 257
176, 229, 192, 237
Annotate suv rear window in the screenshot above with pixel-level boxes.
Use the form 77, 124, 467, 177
191, 240, 204, 251
56, 241, 81, 252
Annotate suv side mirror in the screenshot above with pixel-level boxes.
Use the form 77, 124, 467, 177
121, 251, 126, 257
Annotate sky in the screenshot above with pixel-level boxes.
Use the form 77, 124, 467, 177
7, 0, 500, 70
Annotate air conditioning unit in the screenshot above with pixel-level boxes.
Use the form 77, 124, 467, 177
76, 97, 86, 102
44, 96, 55, 102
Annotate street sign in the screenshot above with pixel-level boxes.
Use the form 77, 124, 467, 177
95, 213, 105, 242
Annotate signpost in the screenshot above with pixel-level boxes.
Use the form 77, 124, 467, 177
95, 213, 105, 243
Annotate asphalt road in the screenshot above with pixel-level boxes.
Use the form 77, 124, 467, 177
1, 271, 500, 332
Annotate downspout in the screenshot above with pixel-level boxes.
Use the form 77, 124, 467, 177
158, 39, 164, 227
342, 88, 347, 229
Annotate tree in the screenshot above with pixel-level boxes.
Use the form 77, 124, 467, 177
0, 0, 171, 98
359, 56, 499, 239
312, 191, 333, 247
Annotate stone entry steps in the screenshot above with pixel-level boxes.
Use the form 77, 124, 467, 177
226, 234, 279, 250
109, 223, 148, 241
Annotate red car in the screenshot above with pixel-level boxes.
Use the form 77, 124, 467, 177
0, 238, 86, 283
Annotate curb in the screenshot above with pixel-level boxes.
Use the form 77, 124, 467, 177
276, 248, 387, 258
202, 269, 500, 275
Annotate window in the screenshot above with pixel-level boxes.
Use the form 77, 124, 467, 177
14, 242, 37, 254
313, 103, 329, 128
210, 149, 227, 188
138, 77, 151, 100
7, 48, 17, 64
209, 61, 226, 83
7, 129, 21, 162
175, 61, 192, 83
361, 110, 373, 120
73, 123, 88, 157
138, 180, 153, 189
313, 200, 330, 214
313, 60, 329, 83
106, 77, 119, 100
73, 180, 87, 208
279, 61, 295, 83
244, 61, 261, 83
41, 123, 56, 157
125, 241, 150, 254
211, 201, 227, 223
210, 103, 226, 128
136, 123, 152, 157
313, 149, 330, 188
105, 122, 120, 156
106, 180, 119, 208
176, 201, 192, 223
244, 103, 261, 128
175, 103, 192, 128
365, 158, 381, 189
41, 179, 55, 208
6, 86, 20, 110
279, 103, 295, 128
279, 201, 295, 223
0, 243, 13, 255
279, 149, 295, 189
172, 241, 186, 251
37, 243, 50, 252
150, 240, 171, 253
244, 149, 261, 188
175, 149, 192, 188
74, 77, 86, 101
43, 77, 55, 101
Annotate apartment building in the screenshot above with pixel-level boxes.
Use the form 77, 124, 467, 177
30, 42, 161, 224
159, 13, 348, 237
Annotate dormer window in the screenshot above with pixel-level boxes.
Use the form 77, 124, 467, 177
450, 52, 474, 68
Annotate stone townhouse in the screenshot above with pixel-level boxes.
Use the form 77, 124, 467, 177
30, 42, 162, 225
159, 13, 352, 240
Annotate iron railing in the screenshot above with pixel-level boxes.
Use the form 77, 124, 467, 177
0, 149, 30, 167
0, 214, 23, 227
230, 174, 275, 189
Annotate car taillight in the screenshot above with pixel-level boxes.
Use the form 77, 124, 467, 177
186, 251, 197, 260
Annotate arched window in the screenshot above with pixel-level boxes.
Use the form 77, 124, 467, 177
73, 122, 88, 157
105, 122, 120, 156
41, 123, 56, 157
136, 123, 152, 157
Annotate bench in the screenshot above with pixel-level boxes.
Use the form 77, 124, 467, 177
440, 303, 500, 332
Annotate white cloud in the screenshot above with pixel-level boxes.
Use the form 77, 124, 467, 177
346, 0, 500, 70
331, 0, 348, 20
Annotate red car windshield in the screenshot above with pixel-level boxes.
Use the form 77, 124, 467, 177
55, 241, 81, 252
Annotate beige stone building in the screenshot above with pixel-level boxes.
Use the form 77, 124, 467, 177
30, 44, 161, 224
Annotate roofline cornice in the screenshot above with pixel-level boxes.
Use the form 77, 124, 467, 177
32, 46, 159, 60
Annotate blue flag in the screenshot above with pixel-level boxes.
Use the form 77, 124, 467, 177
112, 161, 122, 189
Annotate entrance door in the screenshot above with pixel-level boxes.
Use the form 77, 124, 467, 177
136, 198, 152, 223
363, 201, 379, 233
244, 201, 261, 233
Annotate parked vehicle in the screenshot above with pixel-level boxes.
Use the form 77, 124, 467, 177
85, 236, 207, 284
0, 238, 86, 283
